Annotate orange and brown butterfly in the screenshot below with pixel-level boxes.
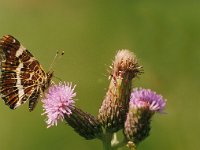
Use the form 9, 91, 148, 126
0, 35, 53, 111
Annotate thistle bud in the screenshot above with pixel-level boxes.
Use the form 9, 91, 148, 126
124, 88, 166, 145
98, 50, 141, 132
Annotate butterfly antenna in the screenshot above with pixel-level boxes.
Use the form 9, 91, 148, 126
58, 51, 64, 60
48, 50, 59, 71
48, 50, 64, 71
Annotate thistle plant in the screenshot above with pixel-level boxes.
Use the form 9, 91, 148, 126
123, 88, 166, 149
98, 50, 141, 133
42, 49, 166, 150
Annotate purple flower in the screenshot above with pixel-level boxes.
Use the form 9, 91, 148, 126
42, 82, 76, 128
130, 88, 166, 112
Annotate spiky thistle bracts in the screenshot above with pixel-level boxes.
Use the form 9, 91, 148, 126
124, 88, 166, 145
111, 50, 141, 79
64, 107, 103, 140
98, 50, 142, 133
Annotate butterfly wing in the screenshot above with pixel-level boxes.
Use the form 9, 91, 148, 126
0, 35, 50, 111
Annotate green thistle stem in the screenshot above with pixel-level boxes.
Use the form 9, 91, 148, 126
101, 133, 137, 150
111, 138, 126, 150
101, 132, 113, 150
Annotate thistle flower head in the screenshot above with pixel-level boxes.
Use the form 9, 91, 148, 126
124, 88, 166, 144
130, 88, 166, 112
98, 50, 141, 132
111, 49, 141, 78
42, 82, 76, 128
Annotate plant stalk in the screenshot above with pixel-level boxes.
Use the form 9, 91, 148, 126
101, 132, 113, 150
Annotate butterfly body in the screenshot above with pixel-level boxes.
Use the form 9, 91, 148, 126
0, 35, 52, 111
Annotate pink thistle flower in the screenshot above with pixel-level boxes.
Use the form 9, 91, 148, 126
124, 88, 166, 144
130, 88, 166, 112
42, 82, 76, 128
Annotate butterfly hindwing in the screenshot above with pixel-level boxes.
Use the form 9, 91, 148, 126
0, 35, 52, 111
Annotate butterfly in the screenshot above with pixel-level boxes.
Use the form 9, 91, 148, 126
0, 35, 53, 111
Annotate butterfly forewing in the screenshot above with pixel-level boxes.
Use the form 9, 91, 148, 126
0, 35, 52, 111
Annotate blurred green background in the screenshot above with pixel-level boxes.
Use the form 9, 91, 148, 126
0, 0, 199, 150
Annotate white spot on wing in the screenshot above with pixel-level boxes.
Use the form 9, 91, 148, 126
15, 45, 25, 57
15, 62, 25, 108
